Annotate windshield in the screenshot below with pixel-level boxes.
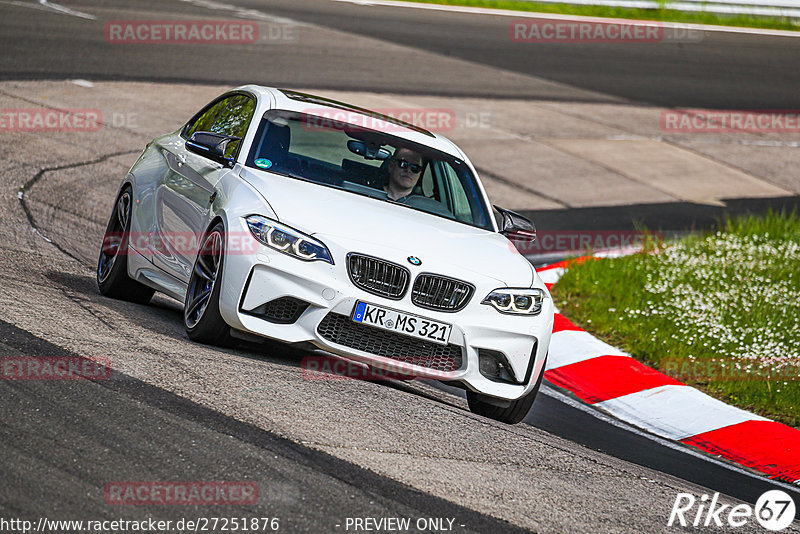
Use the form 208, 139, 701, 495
245, 110, 493, 230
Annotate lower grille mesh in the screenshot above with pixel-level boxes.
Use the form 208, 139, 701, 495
317, 313, 463, 372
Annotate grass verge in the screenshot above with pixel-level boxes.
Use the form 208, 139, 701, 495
550, 211, 800, 428
403, 0, 800, 31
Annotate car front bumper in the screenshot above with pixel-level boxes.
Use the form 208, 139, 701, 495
218, 219, 554, 402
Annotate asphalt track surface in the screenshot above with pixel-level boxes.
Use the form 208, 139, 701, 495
0, 320, 529, 533
1, 0, 800, 532
0, 0, 799, 108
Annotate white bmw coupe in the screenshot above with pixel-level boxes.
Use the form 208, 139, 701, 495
97, 86, 554, 423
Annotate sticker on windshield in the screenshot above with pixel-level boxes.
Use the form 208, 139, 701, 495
254, 158, 273, 169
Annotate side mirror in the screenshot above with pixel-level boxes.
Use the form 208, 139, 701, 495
495, 205, 536, 243
185, 131, 240, 168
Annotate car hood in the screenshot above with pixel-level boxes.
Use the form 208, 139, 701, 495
240, 168, 533, 287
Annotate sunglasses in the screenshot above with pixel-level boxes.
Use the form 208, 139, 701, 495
395, 158, 423, 173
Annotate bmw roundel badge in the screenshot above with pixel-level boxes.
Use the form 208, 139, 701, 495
408, 256, 422, 266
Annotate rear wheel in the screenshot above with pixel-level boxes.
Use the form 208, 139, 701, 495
467, 355, 547, 424
184, 223, 231, 346
97, 187, 154, 304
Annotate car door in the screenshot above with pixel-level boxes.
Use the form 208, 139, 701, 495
152, 94, 255, 282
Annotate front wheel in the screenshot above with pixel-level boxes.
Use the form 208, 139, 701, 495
97, 186, 154, 304
184, 222, 231, 346
467, 355, 547, 424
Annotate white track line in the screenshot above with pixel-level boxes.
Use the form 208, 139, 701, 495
332, 0, 800, 38
38, 0, 96, 20
179, 0, 303, 25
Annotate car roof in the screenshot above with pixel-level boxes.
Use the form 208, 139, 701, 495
235, 85, 467, 159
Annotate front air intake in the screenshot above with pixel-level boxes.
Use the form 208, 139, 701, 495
246, 297, 308, 324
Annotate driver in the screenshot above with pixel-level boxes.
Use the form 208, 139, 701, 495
380, 147, 451, 217
384, 147, 424, 201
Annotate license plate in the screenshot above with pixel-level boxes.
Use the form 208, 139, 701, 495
351, 301, 452, 345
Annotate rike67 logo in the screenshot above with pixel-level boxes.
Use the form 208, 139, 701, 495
668, 490, 796, 531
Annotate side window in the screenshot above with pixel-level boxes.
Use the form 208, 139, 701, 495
210, 95, 256, 158
440, 163, 473, 224
183, 97, 235, 140
450, 175, 473, 223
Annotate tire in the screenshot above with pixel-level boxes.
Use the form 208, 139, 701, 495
97, 186, 155, 304
184, 222, 231, 346
467, 354, 547, 424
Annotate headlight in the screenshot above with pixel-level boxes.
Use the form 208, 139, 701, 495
482, 288, 546, 315
246, 215, 334, 264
